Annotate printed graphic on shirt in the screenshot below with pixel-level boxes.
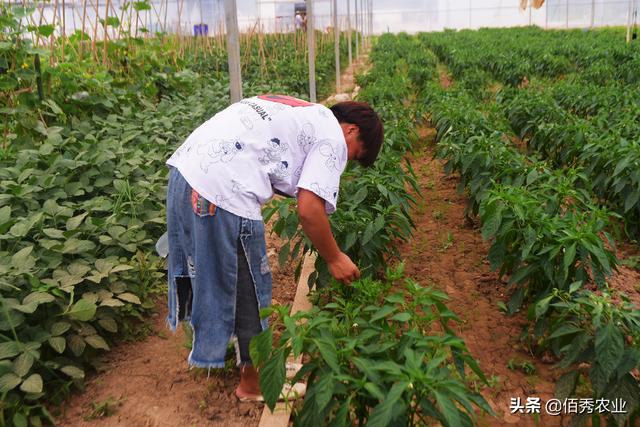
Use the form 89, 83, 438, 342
258, 138, 288, 165
269, 160, 290, 180
318, 141, 344, 172
239, 99, 272, 121
297, 123, 317, 154
293, 166, 303, 178
212, 180, 242, 207
310, 182, 339, 202
196, 139, 244, 173
258, 94, 313, 107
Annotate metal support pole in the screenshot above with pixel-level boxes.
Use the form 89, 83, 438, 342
224, 0, 242, 102
469, 0, 472, 29
333, 0, 340, 92
307, 0, 316, 102
590, 0, 595, 28
566, 0, 569, 29
347, 0, 352, 66
360, 0, 364, 49
366, 0, 370, 46
529, 1, 532, 26
354, 0, 359, 58
626, 0, 633, 43
369, 0, 372, 39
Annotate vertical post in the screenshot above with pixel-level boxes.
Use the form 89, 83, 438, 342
360, 0, 364, 49
347, 0, 352, 66
626, 0, 633, 43
469, 0, 472, 28
103, 0, 111, 65
365, 0, 369, 47
80, 0, 87, 57
333, 0, 340, 92
224, 0, 242, 102
566, 0, 569, 29
307, 0, 316, 102
590, 0, 595, 28
354, 0, 359, 58
61, 0, 66, 59
369, 0, 372, 39
529, 1, 532, 26
362, 0, 371, 49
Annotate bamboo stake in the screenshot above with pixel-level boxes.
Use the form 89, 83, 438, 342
177, 0, 184, 58
36, 1, 46, 48
117, 0, 127, 41
90, 0, 99, 60
103, 0, 111, 66
106, 0, 119, 43
50, 0, 59, 66
80, 0, 87, 57
150, 0, 164, 32
21, 0, 39, 46
61, 0, 66, 61
127, 0, 135, 54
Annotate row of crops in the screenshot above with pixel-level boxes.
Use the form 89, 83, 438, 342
0, 4, 352, 424
415, 27, 639, 425
254, 34, 494, 426
427, 27, 640, 236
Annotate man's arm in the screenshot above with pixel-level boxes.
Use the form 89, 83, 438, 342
297, 188, 360, 284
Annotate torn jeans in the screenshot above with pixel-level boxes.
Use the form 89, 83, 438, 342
165, 167, 271, 368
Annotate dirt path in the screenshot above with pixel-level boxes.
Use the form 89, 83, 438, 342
398, 126, 566, 427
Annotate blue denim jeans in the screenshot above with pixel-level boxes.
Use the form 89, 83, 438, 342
166, 167, 271, 368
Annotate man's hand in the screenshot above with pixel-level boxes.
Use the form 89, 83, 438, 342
327, 252, 361, 284
297, 188, 360, 284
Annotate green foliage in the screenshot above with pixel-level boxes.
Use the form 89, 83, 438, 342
500, 86, 640, 236
251, 269, 493, 426
540, 287, 640, 425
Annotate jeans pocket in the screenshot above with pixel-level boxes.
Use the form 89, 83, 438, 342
191, 189, 217, 217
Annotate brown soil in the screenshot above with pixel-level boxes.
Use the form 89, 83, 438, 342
55, 227, 296, 427
399, 125, 565, 427
438, 63, 453, 89
608, 242, 640, 307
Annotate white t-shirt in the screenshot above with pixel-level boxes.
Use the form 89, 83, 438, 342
166, 95, 348, 220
